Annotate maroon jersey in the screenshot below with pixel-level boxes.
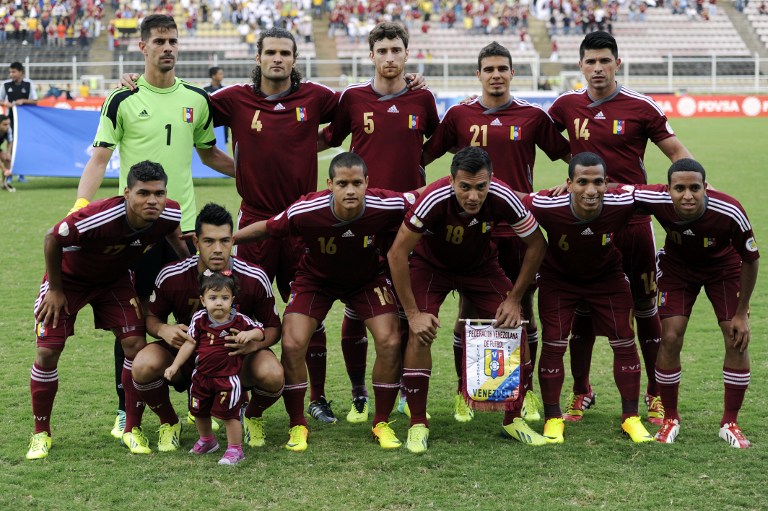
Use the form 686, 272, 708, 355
548, 86, 675, 185
149, 255, 280, 328
634, 185, 759, 278
422, 98, 570, 192
52, 196, 181, 286
210, 82, 338, 216
188, 309, 263, 377
522, 189, 635, 282
266, 188, 416, 290
322, 81, 439, 191
405, 176, 538, 273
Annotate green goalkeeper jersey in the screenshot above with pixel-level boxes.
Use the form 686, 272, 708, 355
93, 75, 216, 231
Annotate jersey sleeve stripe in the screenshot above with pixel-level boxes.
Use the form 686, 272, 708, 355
619, 87, 667, 117
413, 185, 452, 218
287, 196, 330, 218
74, 204, 125, 232
155, 255, 198, 287
233, 259, 274, 298
531, 195, 570, 208
103, 88, 139, 129
511, 211, 539, 237
489, 182, 528, 217
708, 198, 752, 231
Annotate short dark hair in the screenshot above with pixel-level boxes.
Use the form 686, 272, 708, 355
450, 146, 493, 177
199, 270, 238, 297
195, 203, 233, 236
140, 14, 177, 41
667, 158, 706, 184
579, 31, 618, 60
329, 151, 368, 179
10, 61, 24, 73
126, 160, 168, 188
252, 28, 302, 93
568, 152, 607, 180
368, 22, 409, 51
208, 66, 222, 78
477, 41, 512, 71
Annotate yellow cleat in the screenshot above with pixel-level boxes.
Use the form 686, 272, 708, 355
522, 391, 542, 422
543, 417, 565, 444
621, 416, 655, 443
244, 416, 266, 448
26, 432, 52, 460
157, 421, 181, 452
397, 396, 431, 420
372, 421, 402, 449
453, 394, 474, 423
285, 425, 309, 452
121, 426, 152, 454
187, 411, 220, 432
110, 410, 126, 439
501, 418, 548, 446
346, 396, 369, 424
405, 424, 429, 453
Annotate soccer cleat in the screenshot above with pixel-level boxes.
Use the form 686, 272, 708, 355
645, 393, 665, 425
501, 418, 548, 446
121, 427, 152, 454
157, 421, 182, 452
346, 396, 370, 423
719, 423, 751, 449
243, 416, 266, 448
621, 416, 654, 443
285, 425, 309, 452
26, 432, 52, 460
405, 424, 429, 453
543, 417, 565, 444
396, 396, 431, 419
522, 391, 542, 422
187, 411, 220, 432
110, 410, 126, 439
307, 396, 338, 424
563, 390, 596, 422
189, 437, 220, 454
218, 447, 245, 465
453, 394, 474, 423
655, 419, 680, 444
372, 421, 402, 449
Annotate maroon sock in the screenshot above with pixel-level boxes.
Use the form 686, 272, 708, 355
635, 307, 661, 396
122, 357, 145, 432
526, 329, 539, 391
245, 384, 283, 419
341, 313, 369, 398
30, 363, 58, 435
452, 330, 463, 393
522, 359, 534, 394
283, 382, 308, 427
655, 366, 682, 422
402, 367, 431, 427
569, 312, 596, 394
372, 381, 400, 425
538, 340, 567, 417
722, 366, 750, 425
134, 378, 177, 425
306, 326, 327, 402
610, 339, 641, 403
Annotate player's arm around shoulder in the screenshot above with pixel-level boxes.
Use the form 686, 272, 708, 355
233, 219, 270, 245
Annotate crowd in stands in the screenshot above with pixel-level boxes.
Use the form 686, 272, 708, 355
0, 0, 104, 48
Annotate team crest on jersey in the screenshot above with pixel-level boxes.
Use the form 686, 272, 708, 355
602, 233, 613, 245
510, 126, 522, 141
363, 235, 374, 247
191, 397, 200, 410
657, 291, 668, 308
58, 222, 70, 237
408, 115, 419, 129
409, 215, 423, 229
613, 120, 625, 135
36, 322, 47, 338
484, 349, 504, 378
183, 107, 194, 123
746, 237, 758, 252
296, 107, 307, 122
287, 292, 297, 306
481, 221, 493, 233
703, 237, 716, 247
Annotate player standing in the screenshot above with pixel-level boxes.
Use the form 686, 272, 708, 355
519, 152, 653, 444
318, 22, 439, 423
422, 41, 570, 422
1, 61, 38, 185
633, 159, 758, 448
547, 31, 693, 424
131, 203, 283, 452
388, 147, 548, 452
235, 152, 417, 451
26, 162, 185, 460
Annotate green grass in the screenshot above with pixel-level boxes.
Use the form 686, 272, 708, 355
1, 118, 767, 510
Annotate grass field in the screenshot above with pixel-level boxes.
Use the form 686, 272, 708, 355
1, 118, 767, 510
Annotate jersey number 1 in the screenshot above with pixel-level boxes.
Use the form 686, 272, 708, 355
164, 124, 172, 145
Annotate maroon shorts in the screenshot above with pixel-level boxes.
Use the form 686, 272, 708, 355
236, 206, 304, 301
495, 235, 537, 297
285, 274, 399, 322
537, 272, 635, 341
189, 371, 244, 421
410, 256, 513, 318
614, 219, 658, 303
34, 273, 145, 351
657, 261, 740, 322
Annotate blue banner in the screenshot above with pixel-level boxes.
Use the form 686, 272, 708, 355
11, 106, 229, 178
